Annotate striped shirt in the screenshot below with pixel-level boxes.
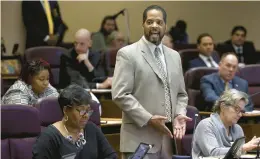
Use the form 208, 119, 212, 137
2, 80, 59, 106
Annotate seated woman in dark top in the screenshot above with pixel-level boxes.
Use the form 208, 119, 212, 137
32, 84, 117, 159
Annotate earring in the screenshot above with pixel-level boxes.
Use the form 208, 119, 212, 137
64, 115, 68, 122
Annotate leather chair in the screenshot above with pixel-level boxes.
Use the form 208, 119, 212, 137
35, 96, 101, 128
24, 46, 68, 88
184, 67, 218, 111
240, 64, 260, 109
179, 49, 199, 73
1, 105, 41, 159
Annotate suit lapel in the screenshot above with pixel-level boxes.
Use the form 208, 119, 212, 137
215, 73, 225, 93
140, 39, 163, 81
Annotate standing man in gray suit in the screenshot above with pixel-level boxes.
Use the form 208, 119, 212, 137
112, 5, 192, 159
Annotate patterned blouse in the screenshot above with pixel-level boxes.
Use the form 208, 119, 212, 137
1, 80, 59, 106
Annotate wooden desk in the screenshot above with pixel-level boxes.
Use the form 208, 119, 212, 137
88, 89, 112, 100
101, 118, 122, 158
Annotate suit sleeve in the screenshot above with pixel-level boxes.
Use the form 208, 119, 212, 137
59, 54, 97, 89
200, 76, 219, 104
175, 54, 188, 116
22, 1, 47, 40
112, 50, 153, 127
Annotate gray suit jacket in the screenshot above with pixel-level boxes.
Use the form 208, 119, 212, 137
112, 38, 188, 153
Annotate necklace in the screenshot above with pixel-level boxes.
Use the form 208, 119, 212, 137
63, 123, 86, 148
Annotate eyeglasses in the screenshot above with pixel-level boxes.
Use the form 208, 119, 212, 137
233, 105, 245, 114
66, 106, 94, 116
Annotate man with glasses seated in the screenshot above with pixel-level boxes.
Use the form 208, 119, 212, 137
192, 89, 260, 159
32, 84, 117, 159
200, 52, 253, 112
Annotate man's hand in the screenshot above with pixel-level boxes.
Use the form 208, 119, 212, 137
148, 115, 173, 138
173, 114, 192, 140
47, 34, 58, 46
77, 53, 88, 63
97, 77, 112, 89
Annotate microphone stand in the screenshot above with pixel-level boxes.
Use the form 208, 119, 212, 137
256, 140, 260, 159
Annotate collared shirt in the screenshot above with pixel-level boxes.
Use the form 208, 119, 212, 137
142, 36, 167, 73
199, 54, 219, 68
232, 44, 243, 54
220, 78, 233, 89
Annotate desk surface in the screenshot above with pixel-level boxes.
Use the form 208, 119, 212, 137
101, 118, 122, 127
87, 89, 111, 93
199, 111, 260, 117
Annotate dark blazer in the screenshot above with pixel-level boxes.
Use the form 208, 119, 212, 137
189, 53, 220, 69
22, 1, 68, 49
216, 40, 259, 64
200, 72, 253, 111
59, 48, 101, 89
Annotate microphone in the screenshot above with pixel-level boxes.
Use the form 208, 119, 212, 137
250, 91, 260, 98
112, 9, 126, 19
191, 114, 199, 158
256, 140, 260, 159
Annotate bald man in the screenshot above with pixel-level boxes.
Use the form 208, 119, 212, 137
200, 52, 253, 111
59, 28, 112, 89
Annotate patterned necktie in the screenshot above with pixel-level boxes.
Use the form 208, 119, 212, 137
237, 47, 244, 63
154, 47, 172, 122
225, 82, 230, 91
43, 0, 54, 35
207, 58, 215, 68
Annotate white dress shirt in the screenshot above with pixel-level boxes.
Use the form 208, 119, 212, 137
199, 54, 219, 68
142, 36, 167, 74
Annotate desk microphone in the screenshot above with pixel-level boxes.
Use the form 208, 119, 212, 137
250, 91, 260, 98
256, 140, 260, 159
190, 114, 199, 158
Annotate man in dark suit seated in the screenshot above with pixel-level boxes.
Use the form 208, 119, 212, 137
59, 28, 112, 89
22, 0, 68, 49
216, 25, 259, 64
200, 52, 253, 111
189, 33, 220, 69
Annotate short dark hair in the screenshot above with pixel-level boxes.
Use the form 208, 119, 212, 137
231, 25, 247, 36
197, 33, 213, 44
58, 84, 92, 113
220, 52, 239, 61
99, 16, 118, 33
20, 59, 51, 84
143, 5, 167, 24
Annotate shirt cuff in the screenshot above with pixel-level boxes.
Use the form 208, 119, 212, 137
44, 35, 50, 42
96, 83, 100, 89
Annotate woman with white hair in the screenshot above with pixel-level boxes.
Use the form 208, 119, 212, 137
192, 89, 260, 159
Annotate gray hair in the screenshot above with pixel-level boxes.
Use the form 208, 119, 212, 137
212, 89, 249, 113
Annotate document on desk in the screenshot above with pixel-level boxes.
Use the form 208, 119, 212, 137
101, 120, 122, 125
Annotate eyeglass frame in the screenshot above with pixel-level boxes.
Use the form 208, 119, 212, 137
66, 105, 94, 117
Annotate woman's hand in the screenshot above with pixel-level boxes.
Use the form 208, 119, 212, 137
242, 136, 260, 152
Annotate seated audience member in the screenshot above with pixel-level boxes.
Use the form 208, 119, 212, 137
32, 84, 117, 159
189, 33, 219, 69
216, 25, 259, 64
169, 20, 188, 44
107, 31, 126, 49
59, 28, 112, 89
162, 33, 174, 49
1, 59, 58, 105
200, 52, 253, 111
192, 89, 260, 159
91, 16, 118, 53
